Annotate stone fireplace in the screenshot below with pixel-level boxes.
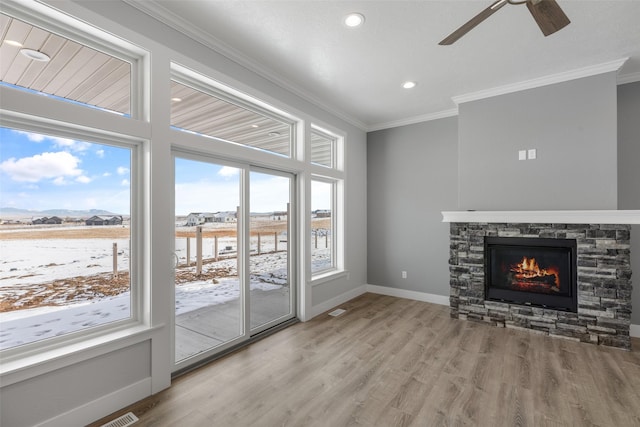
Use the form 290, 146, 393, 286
443, 211, 637, 350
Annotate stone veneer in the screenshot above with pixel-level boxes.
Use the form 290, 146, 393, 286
449, 222, 632, 350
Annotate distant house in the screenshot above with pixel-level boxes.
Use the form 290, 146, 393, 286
214, 212, 237, 223
31, 216, 63, 225
85, 215, 123, 226
185, 212, 216, 226
313, 210, 331, 218
45, 216, 63, 224
31, 217, 46, 225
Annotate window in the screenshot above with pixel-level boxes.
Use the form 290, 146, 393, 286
0, 13, 134, 116
310, 179, 335, 274
0, 126, 134, 350
170, 79, 294, 157
310, 128, 336, 168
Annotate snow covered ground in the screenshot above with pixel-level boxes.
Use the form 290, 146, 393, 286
0, 236, 329, 350
1, 238, 130, 287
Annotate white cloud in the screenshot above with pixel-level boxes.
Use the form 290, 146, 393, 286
53, 176, 68, 186
52, 138, 91, 152
14, 130, 45, 142
96, 149, 105, 158
218, 166, 239, 178
117, 166, 130, 175
121, 179, 130, 186
0, 151, 83, 183
103, 172, 112, 177
76, 175, 92, 184
13, 130, 89, 152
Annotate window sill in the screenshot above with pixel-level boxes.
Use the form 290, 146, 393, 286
310, 270, 349, 287
0, 322, 163, 387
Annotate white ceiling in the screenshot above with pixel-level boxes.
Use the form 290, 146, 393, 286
130, 0, 640, 131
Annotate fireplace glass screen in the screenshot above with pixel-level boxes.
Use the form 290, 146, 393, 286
485, 237, 577, 312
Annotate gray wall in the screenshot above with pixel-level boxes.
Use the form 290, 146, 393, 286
618, 81, 640, 325
367, 117, 458, 295
1, 342, 150, 426
459, 72, 618, 210
367, 76, 639, 326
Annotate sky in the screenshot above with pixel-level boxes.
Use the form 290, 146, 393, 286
1, 127, 330, 216
0, 127, 131, 214
174, 158, 331, 215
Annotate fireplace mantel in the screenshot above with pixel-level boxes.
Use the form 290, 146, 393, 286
442, 210, 640, 225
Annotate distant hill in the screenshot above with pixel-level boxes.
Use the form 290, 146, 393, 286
0, 207, 121, 218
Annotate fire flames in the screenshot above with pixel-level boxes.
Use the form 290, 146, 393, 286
511, 256, 560, 287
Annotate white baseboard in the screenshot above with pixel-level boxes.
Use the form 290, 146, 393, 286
366, 284, 449, 306
308, 284, 640, 340
309, 285, 367, 318
39, 378, 151, 427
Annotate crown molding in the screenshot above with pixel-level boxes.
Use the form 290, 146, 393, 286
122, 0, 368, 131
452, 58, 629, 106
618, 71, 640, 85
367, 108, 459, 132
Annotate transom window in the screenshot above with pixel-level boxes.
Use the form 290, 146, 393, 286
0, 13, 133, 116
310, 128, 336, 168
170, 80, 293, 157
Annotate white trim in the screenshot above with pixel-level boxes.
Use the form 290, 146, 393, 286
311, 270, 349, 287
618, 72, 640, 85
441, 210, 640, 225
452, 58, 629, 106
367, 108, 459, 132
366, 285, 449, 306
364, 285, 640, 341
308, 285, 366, 318
36, 378, 150, 427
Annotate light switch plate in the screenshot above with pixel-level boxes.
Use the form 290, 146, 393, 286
518, 150, 527, 160
528, 149, 537, 160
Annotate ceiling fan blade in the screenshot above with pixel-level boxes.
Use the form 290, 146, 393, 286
526, 0, 570, 36
439, 0, 508, 45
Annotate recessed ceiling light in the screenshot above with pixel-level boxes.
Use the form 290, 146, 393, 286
4, 40, 23, 47
344, 13, 365, 28
402, 81, 417, 89
171, 97, 182, 102
268, 132, 281, 137
251, 124, 259, 128
19, 48, 50, 62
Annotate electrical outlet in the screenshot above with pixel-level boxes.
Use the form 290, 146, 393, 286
518, 150, 527, 161
402, 271, 407, 279
528, 148, 537, 160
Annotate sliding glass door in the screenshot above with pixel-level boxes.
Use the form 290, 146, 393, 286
173, 155, 295, 368
249, 169, 293, 333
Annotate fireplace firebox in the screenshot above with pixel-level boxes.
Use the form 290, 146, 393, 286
485, 237, 577, 312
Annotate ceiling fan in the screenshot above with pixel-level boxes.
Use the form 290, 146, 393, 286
439, 0, 570, 45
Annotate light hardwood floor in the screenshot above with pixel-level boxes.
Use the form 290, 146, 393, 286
91, 293, 640, 426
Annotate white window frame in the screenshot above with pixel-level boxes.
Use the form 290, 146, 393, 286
170, 65, 297, 159
0, 1, 146, 120
0, 2, 151, 383
308, 122, 345, 284
309, 174, 347, 284
0, 112, 146, 365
